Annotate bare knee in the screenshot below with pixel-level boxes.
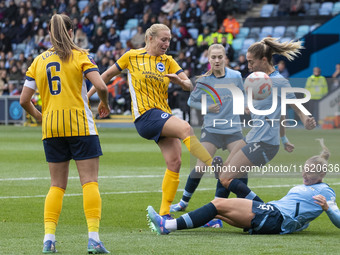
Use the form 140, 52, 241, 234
182, 122, 192, 139
166, 156, 181, 172
219, 175, 233, 189
211, 198, 227, 212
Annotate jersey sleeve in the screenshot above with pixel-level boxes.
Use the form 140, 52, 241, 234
168, 56, 183, 75
24, 58, 37, 90
323, 188, 340, 228
188, 78, 205, 109
79, 53, 99, 75
115, 50, 130, 71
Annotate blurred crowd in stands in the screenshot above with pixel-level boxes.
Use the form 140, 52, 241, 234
0, 0, 339, 116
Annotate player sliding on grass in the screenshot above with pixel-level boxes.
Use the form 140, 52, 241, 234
171, 38, 316, 215
170, 44, 246, 225
20, 14, 110, 254
88, 24, 213, 218
148, 139, 340, 235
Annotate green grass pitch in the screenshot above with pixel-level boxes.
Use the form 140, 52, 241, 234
0, 125, 340, 254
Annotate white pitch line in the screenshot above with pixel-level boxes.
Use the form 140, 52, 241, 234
0, 175, 164, 181
2, 183, 340, 200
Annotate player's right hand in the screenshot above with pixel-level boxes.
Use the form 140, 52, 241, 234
208, 104, 220, 113
98, 101, 110, 118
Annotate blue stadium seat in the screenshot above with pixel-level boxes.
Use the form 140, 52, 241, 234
78, 0, 89, 11
307, 3, 320, 15
273, 26, 286, 38
260, 4, 274, 17
241, 38, 256, 54
237, 27, 250, 39
332, 2, 340, 15
236, 0, 253, 14
105, 19, 113, 29
259, 26, 273, 40
231, 38, 245, 52
303, 2, 310, 13
119, 29, 132, 48
124, 19, 139, 30
188, 28, 199, 39
319, 2, 333, 15
272, 4, 279, 17
296, 25, 310, 39
284, 26, 297, 38
310, 23, 320, 32
248, 27, 260, 39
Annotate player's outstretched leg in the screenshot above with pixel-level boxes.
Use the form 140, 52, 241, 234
147, 206, 170, 235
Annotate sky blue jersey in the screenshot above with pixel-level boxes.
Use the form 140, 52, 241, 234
188, 67, 244, 135
246, 71, 296, 145
269, 182, 336, 234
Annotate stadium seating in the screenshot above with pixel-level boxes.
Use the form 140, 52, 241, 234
260, 4, 274, 17
296, 25, 310, 39
241, 38, 255, 54
310, 23, 320, 32
259, 26, 273, 40
307, 3, 320, 16
237, 27, 250, 39
119, 29, 132, 48
105, 19, 114, 29
248, 27, 260, 39
231, 38, 245, 52
235, 0, 253, 14
332, 2, 340, 16
319, 2, 333, 16
124, 19, 139, 30
78, 0, 89, 11
188, 28, 199, 39
284, 26, 297, 38
272, 26, 286, 38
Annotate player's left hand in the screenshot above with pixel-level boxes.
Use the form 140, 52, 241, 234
313, 195, 329, 211
284, 142, 295, 153
304, 116, 316, 130
98, 101, 110, 118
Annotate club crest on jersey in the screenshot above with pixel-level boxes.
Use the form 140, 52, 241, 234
156, 62, 165, 72
88, 55, 96, 65
161, 113, 169, 119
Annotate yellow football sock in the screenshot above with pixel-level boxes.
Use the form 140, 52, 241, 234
44, 186, 65, 235
83, 182, 101, 233
183, 136, 212, 166
159, 169, 180, 216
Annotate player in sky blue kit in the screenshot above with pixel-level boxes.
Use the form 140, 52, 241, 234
213, 37, 316, 189
147, 139, 340, 235
170, 44, 246, 220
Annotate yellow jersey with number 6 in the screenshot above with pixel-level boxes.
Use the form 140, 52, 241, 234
115, 48, 183, 120
25, 49, 99, 139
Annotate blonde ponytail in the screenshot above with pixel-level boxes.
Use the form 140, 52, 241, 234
48, 14, 87, 62
248, 37, 304, 64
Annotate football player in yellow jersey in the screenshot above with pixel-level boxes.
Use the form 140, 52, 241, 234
20, 14, 110, 254
88, 24, 213, 218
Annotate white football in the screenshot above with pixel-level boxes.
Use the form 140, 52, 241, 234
244, 72, 272, 100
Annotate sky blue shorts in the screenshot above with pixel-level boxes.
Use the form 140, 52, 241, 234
134, 108, 172, 143
200, 128, 244, 150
